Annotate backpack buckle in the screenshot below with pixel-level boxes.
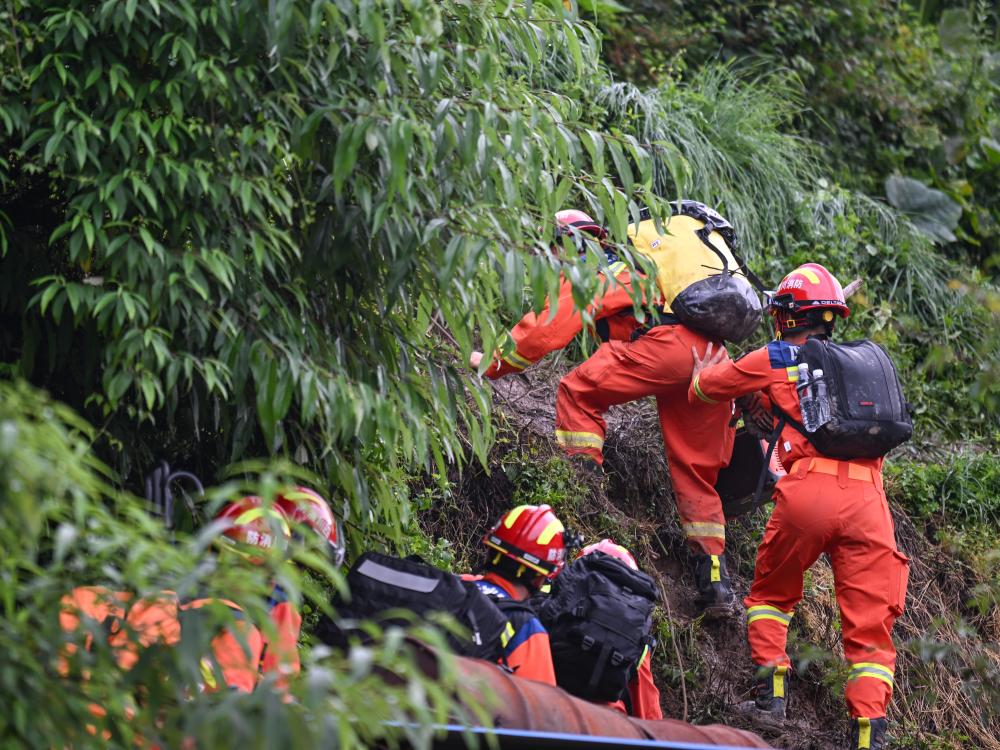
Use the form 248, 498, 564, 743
581, 636, 595, 651
610, 651, 625, 666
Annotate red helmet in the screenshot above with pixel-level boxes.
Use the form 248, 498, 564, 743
483, 504, 568, 579
215, 496, 291, 561
577, 538, 638, 570
768, 263, 849, 334
554, 209, 607, 256
276, 487, 346, 568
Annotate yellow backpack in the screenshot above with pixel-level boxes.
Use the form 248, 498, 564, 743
627, 202, 762, 343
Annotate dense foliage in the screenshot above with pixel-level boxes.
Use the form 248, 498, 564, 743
1, 0, 998, 746
0, 378, 479, 748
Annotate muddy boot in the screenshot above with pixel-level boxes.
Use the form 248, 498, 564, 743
849, 717, 888, 749
691, 552, 736, 618
734, 664, 789, 730
569, 453, 605, 480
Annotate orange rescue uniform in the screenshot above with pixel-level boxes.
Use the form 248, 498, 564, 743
689, 339, 910, 719
465, 573, 557, 686
484, 262, 641, 378
483, 264, 734, 557
608, 651, 663, 720
556, 323, 735, 555
61, 584, 301, 694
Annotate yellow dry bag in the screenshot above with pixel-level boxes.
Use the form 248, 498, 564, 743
627, 202, 762, 343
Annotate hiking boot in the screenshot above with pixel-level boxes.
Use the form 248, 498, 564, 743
849, 717, 888, 749
734, 664, 789, 730
691, 552, 736, 618
569, 454, 605, 479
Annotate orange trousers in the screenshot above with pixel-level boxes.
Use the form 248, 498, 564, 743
555, 325, 735, 555
744, 460, 909, 718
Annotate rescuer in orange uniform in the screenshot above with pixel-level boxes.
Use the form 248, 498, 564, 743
463, 504, 571, 685
473, 205, 738, 617
576, 539, 663, 721
689, 264, 909, 750
61, 487, 346, 699
471, 209, 642, 378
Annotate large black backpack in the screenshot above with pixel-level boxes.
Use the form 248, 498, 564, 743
777, 338, 913, 459
316, 552, 513, 662
537, 552, 659, 703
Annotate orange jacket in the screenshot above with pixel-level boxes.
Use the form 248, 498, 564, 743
485, 262, 641, 378
60, 584, 301, 694
689, 340, 882, 474
465, 573, 557, 686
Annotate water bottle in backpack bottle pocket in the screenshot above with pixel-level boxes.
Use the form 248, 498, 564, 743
315, 552, 514, 662
783, 338, 913, 458
537, 551, 659, 703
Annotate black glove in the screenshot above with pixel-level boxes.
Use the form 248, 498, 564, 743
736, 392, 774, 438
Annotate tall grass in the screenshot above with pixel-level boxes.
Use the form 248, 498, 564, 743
597, 64, 816, 259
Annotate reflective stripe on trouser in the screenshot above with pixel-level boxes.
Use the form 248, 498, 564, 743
555, 326, 734, 555
744, 470, 907, 718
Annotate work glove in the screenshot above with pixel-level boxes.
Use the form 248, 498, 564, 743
736, 392, 774, 438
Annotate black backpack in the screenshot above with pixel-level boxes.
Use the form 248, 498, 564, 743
316, 552, 513, 662
777, 338, 913, 459
537, 552, 659, 703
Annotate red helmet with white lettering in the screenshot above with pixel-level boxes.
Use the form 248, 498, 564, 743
576, 538, 638, 570
276, 487, 346, 568
768, 263, 849, 335
483, 504, 569, 579
215, 496, 291, 562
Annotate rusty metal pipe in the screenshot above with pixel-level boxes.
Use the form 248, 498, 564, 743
401, 643, 770, 749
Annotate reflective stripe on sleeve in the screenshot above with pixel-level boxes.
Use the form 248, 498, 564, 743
681, 521, 726, 540
692, 374, 718, 404
849, 662, 894, 687
747, 604, 793, 627
554, 430, 604, 450
501, 350, 534, 370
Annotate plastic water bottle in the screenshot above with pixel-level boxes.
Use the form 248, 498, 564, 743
811, 369, 832, 429
796, 364, 818, 431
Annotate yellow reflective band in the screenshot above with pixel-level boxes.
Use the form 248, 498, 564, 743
537, 518, 565, 545
692, 374, 718, 404
786, 366, 800, 382
681, 522, 726, 540
503, 506, 530, 529
200, 658, 217, 690
554, 430, 605, 450
747, 605, 793, 627
499, 622, 516, 648
798, 268, 821, 284
710, 555, 721, 583
502, 350, 533, 370
606, 261, 628, 276
773, 665, 788, 699
234, 507, 265, 525
849, 663, 894, 687
858, 717, 871, 749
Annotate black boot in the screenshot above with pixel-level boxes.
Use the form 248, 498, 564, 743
849, 717, 888, 749
734, 664, 789, 729
691, 552, 736, 618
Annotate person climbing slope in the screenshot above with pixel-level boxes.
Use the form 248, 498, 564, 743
689, 263, 911, 750
491, 201, 761, 618
470, 208, 642, 378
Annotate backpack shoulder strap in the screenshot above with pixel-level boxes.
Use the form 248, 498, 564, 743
749, 401, 811, 507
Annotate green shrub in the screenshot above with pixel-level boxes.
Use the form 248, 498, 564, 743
887, 452, 1000, 525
